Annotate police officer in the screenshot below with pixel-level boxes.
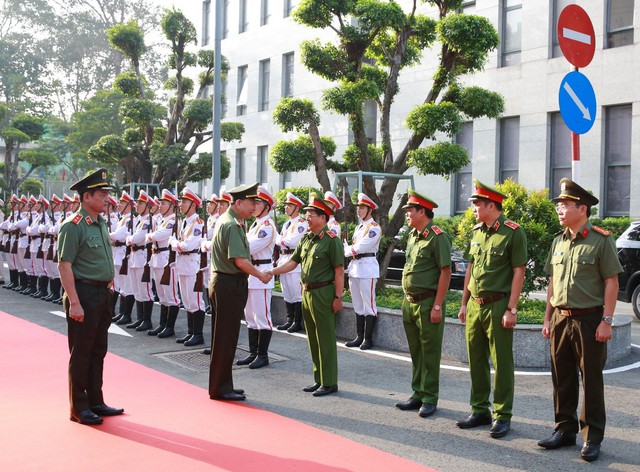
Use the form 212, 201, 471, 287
208, 182, 271, 401
395, 190, 451, 418
270, 195, 344, 397
324, 191, 342, 237
57, 168, 123, 425
343, 193, 381, 350
110, 191, 136, 324
275, 192, 308, 332
537, 178, 622, 462
456, 180, 527, 439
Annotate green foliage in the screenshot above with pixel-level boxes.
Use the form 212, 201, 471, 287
456, 86, 504, 119
164, 75, 194, 95
197, 152, 231, 180
151, 142, 188, 168
107, 20, 147, 65
294, 0, 355, 29
11, 113, 45, 140
183, 98, 213, 131
67, 90, 125, 155
0, 127, 31, 144
355, 0, 405, 30
299, 39, 345, 82
220, 122, 245, 142
161, 9, 197, 47
273, 98, 320, 133
343, 143, 383, 172
123, 127, 144, 145
270, 135, 336, 173
119, 98, 164, 125
455, 180, 561, 297
17, 150, 58, 167
114, 72, 144, 97
591, 216, 632, 240
0, 103, 7, 122
433, 214, 465, 246
87, 134, 128, 164
18, 177, 43, 195
274, 186, 323, 212
407, 142, 469, 177
406, 102, 462, 138
438, 14, 500, 74
322, 79, 382, 114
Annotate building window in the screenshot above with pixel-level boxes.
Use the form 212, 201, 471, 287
459, 0, 476, 13
259, 59, 270, 112
280, 171, 292, 189
282, 52, 294, 98
223, 0, 229, 39
604, 105, 631, 215
236, 65, 247, 116
499, 117, 519, 182
257, 146, 269, 184
284, 0, 297, 18
501, 0, 522, 66
261, 0, 270, 26
454, 122, 473, 214
551, 0, 573, 57
607, 0, 634, 48
549, 112, 572, 189
239, 0, 248, 34
235, 149, 246, 186
202, 1, 211, 46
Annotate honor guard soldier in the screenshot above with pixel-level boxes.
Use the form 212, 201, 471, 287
270, 195, 344, 397
27, 195, 50, 297
57, 168, 123, 425
124, 190, 155, 331
457, 180, 527, 439
324, 191, 342, 237
146, 189, 181, 338
236, 186, 277, 369
1, 195, 19, 288
11, 195, 30, 292
537, 179, 623, 462
203, 194, 219, 315
208, 182, 272, 401
0, 197, 4, 285
343, 193, 382, 350
41, 195, 64, 302
63, 193, 75, 218
105, 195, 120, 315
110, 192, 136, 325
395, 190, 451, 419
169, 187, 206, 346
275, 192, 308, 332
217, 192, 232, 214
18, 196, 37, 295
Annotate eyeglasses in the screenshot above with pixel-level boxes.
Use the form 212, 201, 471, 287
555, 203, 579, 212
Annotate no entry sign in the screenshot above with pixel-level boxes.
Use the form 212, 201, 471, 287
558, 5, 596, 68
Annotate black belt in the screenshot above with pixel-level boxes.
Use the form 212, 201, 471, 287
179, 249, 199, 255
214, 271, 248, 280
75, 279, 110, 287
353, 252, 376, 260
152, 247, 170, 254
301, 280, 333, 291
405, 290, 436, 303
471, 293, 507, 305
113, 241, 126, 247
31, 236, 41, 239
280, 248, 295, 255
132, 244, 149, 251
556, 306, 602, 317
252, 258, 272, 265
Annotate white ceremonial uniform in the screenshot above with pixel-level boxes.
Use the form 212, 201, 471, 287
245, 215, 276, 330
27, 211, 48, 277
275, 215, 308, 303
345, 217, 382, 317
327, 216, 341, 238
44, 211, 62, 278
109, 212, 133, 297
14, 211, 31, 273
126, 213, 153, 302
147, 213, 180, 306
2, 211, 18, 271
171, 213, 204, 312
202, 212, 219, 290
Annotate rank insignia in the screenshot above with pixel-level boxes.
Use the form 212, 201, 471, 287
84, 216, 93, 225
258, 230, 267, 238
194, 228, 202, 236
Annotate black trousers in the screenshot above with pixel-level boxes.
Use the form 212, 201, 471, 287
208, 273, 248, 396
550, 308, 607, 444
65, 282, 112, 413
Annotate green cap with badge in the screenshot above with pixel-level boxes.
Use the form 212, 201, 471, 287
69, 168, 113, 195
552, 177, 599, 206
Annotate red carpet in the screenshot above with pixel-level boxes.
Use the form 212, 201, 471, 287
0, 311, 434, 472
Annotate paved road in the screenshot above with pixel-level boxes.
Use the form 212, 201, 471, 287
1, 285, 638, 472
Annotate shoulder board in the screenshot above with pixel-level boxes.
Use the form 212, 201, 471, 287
592, 226, 611, 237
431, 225, 442, 235
71, 214, 83, 225
371, 221, 378, 226
473, 222, 483, 230
504, 220, 520, 230
196, 217, 203, 224
326, 230, 336, 238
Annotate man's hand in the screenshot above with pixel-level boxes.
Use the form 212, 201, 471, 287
458, 305, 467, 324
68, 301, 85, 323
595, 322, 613, 343
430, 306, 442, 324
258, 270, 272, 284
541, 319, 551, 339
502, 311, 517, 329
332, 298, 343, 313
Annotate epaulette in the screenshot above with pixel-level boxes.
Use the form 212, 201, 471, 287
371, 221, 379, 226
473, 222, 483, 230
196, 217, 203, 224
432, 225, 443, 235
71, 214, 83, 225
592, 226, 611, 237
504, 220, 520, 230
326, 230, 336, 238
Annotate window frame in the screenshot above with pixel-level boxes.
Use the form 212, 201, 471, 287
501, 0, 522, 67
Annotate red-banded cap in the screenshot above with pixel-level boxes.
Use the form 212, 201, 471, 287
219, 192, 232, 203
469, 179, 506, 205
160, 189, 177, 204
119, 191, 134, 205
285, 192, 304, 207
304, 194, 334, 216
38, 195, 50, 208
208, 193, 219, 203
324, 191, 342, 210
107, 195, 119, 207
255, 186, 274, 207
356, 193, 378, 210
181, 187, 202, 208
63, 193, 73, 203
402, 189, 438, 211
50, 194, 63, 205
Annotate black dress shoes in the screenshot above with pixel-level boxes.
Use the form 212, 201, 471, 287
395, 397, 422, 411
303, 383, 321, 392
202, 348, 211, 355
538, 430, 577, 449
489, 419, 511, 438
70, 409, 103, 425
90, 404, 124, 416
418, 403, 437, 418
581, 442, 600, 462
234, 388, 245, 394
312, 385, 338, 397
210, 392, 246, 401
456, 412, 493, 429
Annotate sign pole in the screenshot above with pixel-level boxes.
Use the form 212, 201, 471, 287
571, 131, 581, 182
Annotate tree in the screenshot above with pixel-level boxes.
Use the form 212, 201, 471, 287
270, 0, 503, 281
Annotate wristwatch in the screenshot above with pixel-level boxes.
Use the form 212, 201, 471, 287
602, 316, 613, 326
433, 304, 441, 311
334, 295, 342, 300
507, 307, 518, 315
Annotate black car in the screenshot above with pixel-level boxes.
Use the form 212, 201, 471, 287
386, 249, 468, 291
617, 220, 640, 320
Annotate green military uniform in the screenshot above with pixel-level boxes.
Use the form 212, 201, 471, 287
545, 179, 623, 446
402, 218, 451, 405
57, 169, 115, 417
208, 184, 256, 398
465, 186, 527, 422
291, 225, 343, 387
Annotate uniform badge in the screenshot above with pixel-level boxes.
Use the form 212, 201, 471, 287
432, 225, 442, 235
298, 226, 305, 233
368, 230, 377, 238
504, 220, 519, 230
84, 216, 93, 225
258, 230, 267, 238
330, 228, 338, 235
166, 222, 174, 229
194, 228, 202, 236
422, 228, 430, 238
491, 221, 501, 231
71, 214, 83, 225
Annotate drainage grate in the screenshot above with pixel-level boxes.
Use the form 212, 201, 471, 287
155, 345, 287, 373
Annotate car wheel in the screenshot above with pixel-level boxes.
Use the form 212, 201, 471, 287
632, 284, 640, 321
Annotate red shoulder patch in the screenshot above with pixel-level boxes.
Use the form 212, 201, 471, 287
432, 225, 443, 235
504, 220, 520, 230
592, 226, 611, 237
196, 217, 203, 224
371, 221, 378, 226
84, 216, 93, 225
71, 214, 83, 225
326, 230, 336, 238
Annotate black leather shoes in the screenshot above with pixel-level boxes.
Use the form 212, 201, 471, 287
395, 398, 422, 411
418, 403, 437, 418
202, 348, 211, 355
538, 430, 577, 449
303, 383, 321, 392
581, 442, 600, 462
489, 419, 511, 438
70, 409, 103, 425
90, 404, 124, 417
234, 389, 245, 394
312, 385, 338, 397
456, 412, 493, 429
210, 392, 246, 401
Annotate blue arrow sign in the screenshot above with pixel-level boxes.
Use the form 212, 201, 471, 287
559, 71, 596, 134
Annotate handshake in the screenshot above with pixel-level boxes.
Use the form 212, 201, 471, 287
257, 269, 274, 284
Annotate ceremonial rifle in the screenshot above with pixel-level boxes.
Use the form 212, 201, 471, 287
141, 211, 153, 283
35, 209, 46, 260
46, 207, 56, 261
24, 201, 33, 260
160, 201, 179, 285
119, 210, 134, 275
193, 211, 207, 292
